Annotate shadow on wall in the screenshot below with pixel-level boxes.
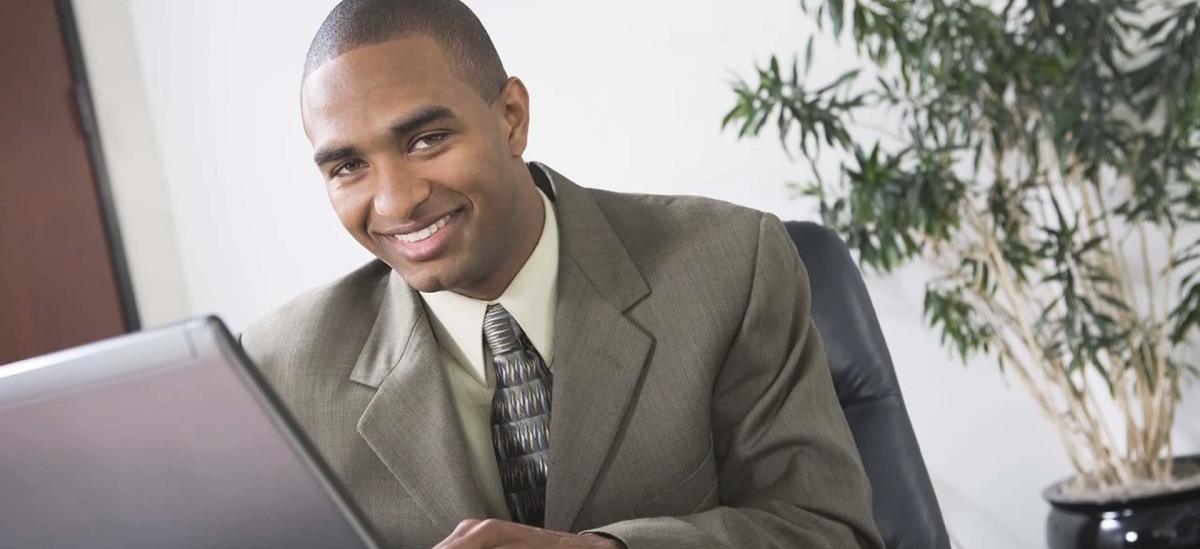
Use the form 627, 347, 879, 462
1182, 395, 1200, 443
1177, 343, 1200, 453
931, 475, 1037, 549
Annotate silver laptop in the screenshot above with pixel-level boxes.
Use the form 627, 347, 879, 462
0, 317, 381, 549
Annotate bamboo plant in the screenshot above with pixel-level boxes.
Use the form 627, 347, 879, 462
724, 0, 1200, 496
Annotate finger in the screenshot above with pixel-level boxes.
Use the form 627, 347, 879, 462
433, 519, 483, 548
462, 518, 534, 548
492, 528, 587, 549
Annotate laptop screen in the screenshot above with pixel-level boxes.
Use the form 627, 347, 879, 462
0, 317, 379, 549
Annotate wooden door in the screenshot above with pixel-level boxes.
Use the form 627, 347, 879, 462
0, 0, 137, 364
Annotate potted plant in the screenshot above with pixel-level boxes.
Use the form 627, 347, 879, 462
724, 1, 1200, 546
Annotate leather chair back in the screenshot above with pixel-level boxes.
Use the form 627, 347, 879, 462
785, 221, 951, 549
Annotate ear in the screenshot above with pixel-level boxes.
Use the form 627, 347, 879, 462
495, 77, 531, 157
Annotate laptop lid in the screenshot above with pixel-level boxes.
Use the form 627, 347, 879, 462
0, 316, 381, 549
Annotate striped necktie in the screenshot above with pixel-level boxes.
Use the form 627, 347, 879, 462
483, 303, 551, 526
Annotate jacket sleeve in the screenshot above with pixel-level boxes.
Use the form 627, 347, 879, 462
584, 214, 885, 548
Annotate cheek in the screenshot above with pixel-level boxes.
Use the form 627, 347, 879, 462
328, 186, 374, 240
432, 149, 488, 193
435, 131, 507, 191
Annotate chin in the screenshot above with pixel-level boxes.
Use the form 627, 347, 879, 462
388, 261, 465, 295
382, 250, 480, 295
392, 269, 446, 294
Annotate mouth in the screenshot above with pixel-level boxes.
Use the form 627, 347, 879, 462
393, 210, 456, 243
379, 208, 463, 262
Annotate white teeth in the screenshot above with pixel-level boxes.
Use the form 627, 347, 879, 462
396, 212, 453, 243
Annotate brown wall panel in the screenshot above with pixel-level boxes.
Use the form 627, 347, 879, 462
0, 0, 128, 364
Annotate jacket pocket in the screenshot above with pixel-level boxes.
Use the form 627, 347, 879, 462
634, 442, 718, 518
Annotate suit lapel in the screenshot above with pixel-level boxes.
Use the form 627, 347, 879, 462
350, 270, 486, 534
539, 168, 654, 531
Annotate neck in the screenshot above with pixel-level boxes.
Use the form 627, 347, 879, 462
458, 164, 544, 301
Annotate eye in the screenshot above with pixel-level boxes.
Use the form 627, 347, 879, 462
411, 132, 450, 152
331, 159, 367, 178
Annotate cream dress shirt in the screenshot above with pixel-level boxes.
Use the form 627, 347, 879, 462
418, 183, 559, 520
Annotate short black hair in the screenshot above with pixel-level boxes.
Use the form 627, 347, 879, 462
304, 0, 508, 102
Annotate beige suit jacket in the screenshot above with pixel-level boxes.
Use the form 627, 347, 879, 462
241, 165, 884, 548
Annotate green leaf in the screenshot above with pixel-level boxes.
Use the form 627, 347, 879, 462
830, 0, 845, 36
804, 35, 816, 76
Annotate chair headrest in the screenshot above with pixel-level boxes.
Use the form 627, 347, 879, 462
783, 221, 903, 408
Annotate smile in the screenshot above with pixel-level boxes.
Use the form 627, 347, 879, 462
393, 211, 455, 243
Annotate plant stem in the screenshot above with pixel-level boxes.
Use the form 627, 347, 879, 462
968, 202, 1123, 481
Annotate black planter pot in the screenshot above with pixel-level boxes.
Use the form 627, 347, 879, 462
1044, 455, 1200, 549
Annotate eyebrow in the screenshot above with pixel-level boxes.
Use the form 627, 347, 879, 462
311, 105, 458, 166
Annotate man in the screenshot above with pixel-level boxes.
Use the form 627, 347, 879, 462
241, 1, 885, 547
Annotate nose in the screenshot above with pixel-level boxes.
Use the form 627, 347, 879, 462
372, 158, 432, 220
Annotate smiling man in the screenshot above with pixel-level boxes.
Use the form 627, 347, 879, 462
241, 1, 885, 548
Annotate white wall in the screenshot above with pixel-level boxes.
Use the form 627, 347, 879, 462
73, 1, 1199, 547
71, 0, 191, 328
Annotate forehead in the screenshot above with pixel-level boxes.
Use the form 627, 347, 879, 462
300, 36, 479, 138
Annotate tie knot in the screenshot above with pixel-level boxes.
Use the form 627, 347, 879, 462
483, 304, 521, 355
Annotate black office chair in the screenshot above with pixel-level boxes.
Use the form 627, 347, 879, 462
785, 221, 952, 549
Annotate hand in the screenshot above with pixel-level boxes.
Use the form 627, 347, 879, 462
432, 519, 623, 549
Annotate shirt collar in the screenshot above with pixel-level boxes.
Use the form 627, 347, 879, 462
419, 182, 559, 386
